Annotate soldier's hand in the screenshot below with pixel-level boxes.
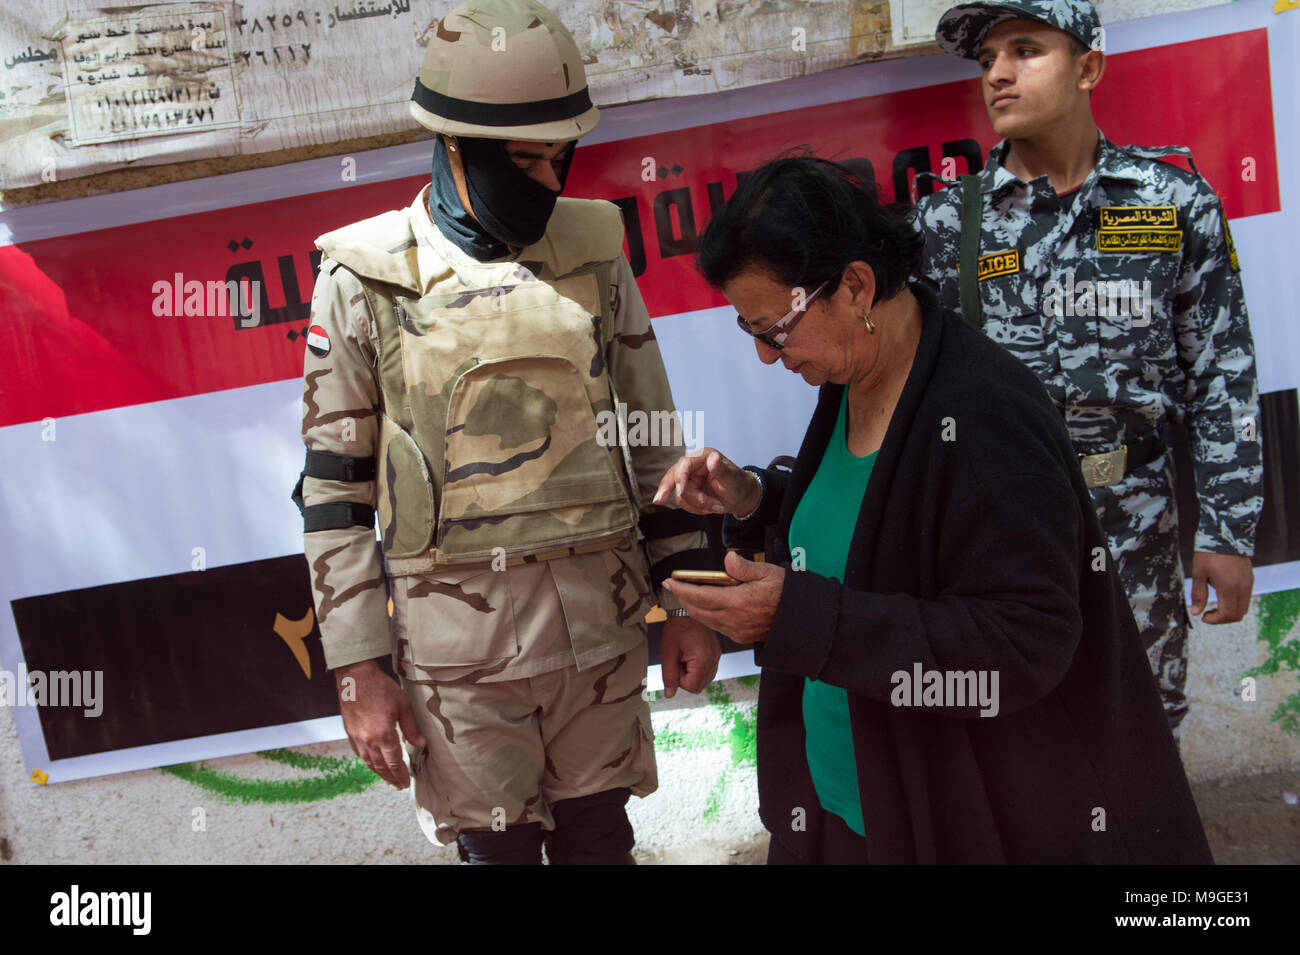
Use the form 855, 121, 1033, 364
651, 447, 760, 517
1189, 552, 1254, 625
333, 659, 427, 789
658, 616, 721, 698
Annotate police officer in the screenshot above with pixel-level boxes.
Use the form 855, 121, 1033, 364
915, 0, 1262, 737
295, 0, 720, 864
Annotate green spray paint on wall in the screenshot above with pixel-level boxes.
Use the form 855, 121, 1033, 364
1244, 587, 1300, 735
161, 676, 760, 810
160, 749, 379, 804
652, 675, 759, 823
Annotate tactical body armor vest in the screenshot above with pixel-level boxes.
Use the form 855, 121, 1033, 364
316, 197, 642, 575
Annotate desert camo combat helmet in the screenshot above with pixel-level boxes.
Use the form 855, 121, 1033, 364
409, 0, 599, 142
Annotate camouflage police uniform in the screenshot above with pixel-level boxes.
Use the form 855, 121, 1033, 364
916, 0, 1263, 732
295, 0, 706, 850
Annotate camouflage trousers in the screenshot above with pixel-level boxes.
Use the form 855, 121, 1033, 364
398, 639, 658, 847
1087, 449, 1190, 733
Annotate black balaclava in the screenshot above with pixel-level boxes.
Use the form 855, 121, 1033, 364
428, 135, 575, 260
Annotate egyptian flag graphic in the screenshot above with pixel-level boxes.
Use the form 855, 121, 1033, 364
11, 556, 343, 761
306, 325, 330, 358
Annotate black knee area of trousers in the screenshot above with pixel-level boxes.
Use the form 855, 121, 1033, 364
544, 787, 635, 865
456, 822, 544, 865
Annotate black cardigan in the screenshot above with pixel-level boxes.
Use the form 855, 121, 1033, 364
725, 281, 1212, 864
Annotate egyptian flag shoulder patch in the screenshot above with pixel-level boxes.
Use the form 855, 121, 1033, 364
306, 325, 331, 357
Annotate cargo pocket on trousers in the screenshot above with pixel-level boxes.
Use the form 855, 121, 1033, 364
402, 735, 425, 779
628, 707, 659, 798
403, 734, 456, 846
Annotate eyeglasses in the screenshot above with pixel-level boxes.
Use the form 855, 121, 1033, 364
735, 281, 828, 351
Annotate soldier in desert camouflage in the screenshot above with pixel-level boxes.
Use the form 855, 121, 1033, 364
294, 0, 720, 864
914, 0, 1263, 736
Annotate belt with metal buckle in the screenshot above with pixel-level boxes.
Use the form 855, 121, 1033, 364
1078, 430, 1166, 488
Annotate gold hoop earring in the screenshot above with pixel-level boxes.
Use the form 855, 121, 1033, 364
863, 311, 876, 335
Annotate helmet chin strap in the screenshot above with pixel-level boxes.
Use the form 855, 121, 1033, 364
442, 133, 524, 255
443, 135, 476, 222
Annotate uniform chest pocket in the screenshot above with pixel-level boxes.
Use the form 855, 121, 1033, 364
978, 266, 1053, 376
1089, 249, 1181, 363
979, 266, 1041, 330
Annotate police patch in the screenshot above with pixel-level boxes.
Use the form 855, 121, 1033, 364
1219, 204, 1240, 272
1098, 205, 1177, 230
977, 250, 1020, 281
306, 325, 331, 357
1097, 230, 1182, 253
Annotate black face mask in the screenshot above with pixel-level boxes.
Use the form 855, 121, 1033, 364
428, 136, 575, 259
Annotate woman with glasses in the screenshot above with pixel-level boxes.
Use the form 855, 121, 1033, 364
654, 155, 1210, 864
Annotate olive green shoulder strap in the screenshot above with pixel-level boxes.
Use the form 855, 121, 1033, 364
958, 174, 984, 330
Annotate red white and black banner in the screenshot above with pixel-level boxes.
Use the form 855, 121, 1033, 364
1, 0, 1296, 781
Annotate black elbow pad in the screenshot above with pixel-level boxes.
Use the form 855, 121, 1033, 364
292, 449, 378, 531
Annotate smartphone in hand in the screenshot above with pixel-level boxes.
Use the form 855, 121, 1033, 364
670, 569, 741, 586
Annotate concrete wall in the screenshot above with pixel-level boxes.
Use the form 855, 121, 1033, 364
2, 595, 1296, 864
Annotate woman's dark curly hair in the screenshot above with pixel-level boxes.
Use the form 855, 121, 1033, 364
697, 150, 922, 304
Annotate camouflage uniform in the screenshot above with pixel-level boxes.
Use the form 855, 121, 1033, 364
298, 183, 704, 846
915, 132, 1263, 730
